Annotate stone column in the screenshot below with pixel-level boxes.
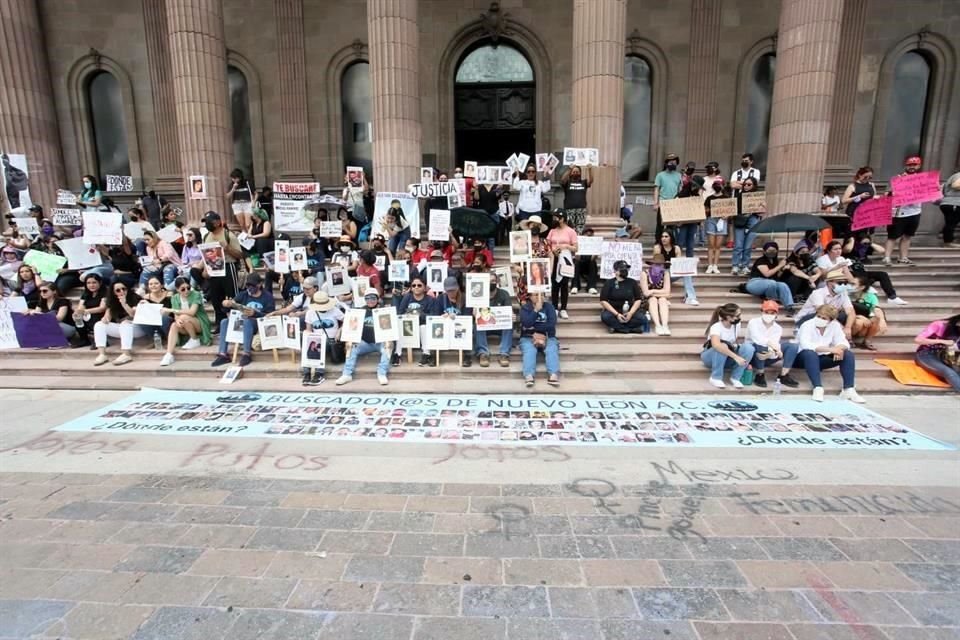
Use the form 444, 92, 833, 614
0, 0, 66, 215
367, 0, 421, 193
275, 0, 312, 180
143, 0, 182, 191
683, 0, 722, 165
826, 0, 866, 178
166, 0, 234, 225
571, 0, 626, 217
765, 0, 843, 215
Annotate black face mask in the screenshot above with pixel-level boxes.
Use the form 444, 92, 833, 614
204, 221, 216, 232
617, 268, 629, 279
666, 163, 677, 171
684, 168, 694, 176
740, 161, 750, 168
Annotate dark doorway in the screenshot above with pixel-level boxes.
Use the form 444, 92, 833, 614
454, 43, 535, 167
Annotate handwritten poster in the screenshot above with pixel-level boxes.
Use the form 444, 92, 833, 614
317, 221, 342, 237
891, 171, 941, 206
709, 197, 738, 218
600, 241, 644, 279
741, 191, 767, 215
11, 218, 39, 236
106, 175, 133, 192
56, 190, 77, 206
23, 249, 67, 281
660, 198, 705, 224
669, 257, 699, 277
577, 235, 604, 256
132, 302, 164, 326
0, 309, 19, 350
82, 211, 123, 245
428, 209, 450, 242
51, 208, 82, 226
851, 196, 894, 231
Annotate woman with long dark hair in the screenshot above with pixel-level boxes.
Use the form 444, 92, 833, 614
700, 303, 755, 389
93, 280, 145, 366
78, 174, 103, 210
915, 313, 960, 390
227, 168, 254, 233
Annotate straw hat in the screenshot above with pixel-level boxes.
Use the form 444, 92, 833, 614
309, 291, 336, 312
336, 235, 355, 248
519, 215, 547, 233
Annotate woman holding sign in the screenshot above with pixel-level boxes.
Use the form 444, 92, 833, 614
512, 164, 552, 224
26, 281, 76, 341
159, 277, 211, 367
731, 177, 762, 276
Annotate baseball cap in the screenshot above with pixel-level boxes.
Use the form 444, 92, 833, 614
761, 300, 780, 313
429, 249, 444, 260
443, 276, 460, 291
364, 289, 380, 299
28, 204, 42, 213
905, 155, 922, 165
202, 211, 221, 223
245, 272, 263, 286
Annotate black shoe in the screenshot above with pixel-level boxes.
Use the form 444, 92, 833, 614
238, 354, 252, 367
211, 354, 231, 367
754, 372, 767, 388
419, 353, 431, 367
391, 352, 401, 366
778, 373, 800, 388
301, 372, 312, 386
462, 355, 472, 368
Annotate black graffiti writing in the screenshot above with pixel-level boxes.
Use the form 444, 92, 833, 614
730, 491, 960, 516
432, 443, 572, 465
650, 460, 798, 484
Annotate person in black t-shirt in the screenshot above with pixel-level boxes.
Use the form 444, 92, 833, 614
560, 165, 592, 234
336, 289, 392, 386
26, 281, 76, 341
599, 260, 648, 334
745, 242, 795, 307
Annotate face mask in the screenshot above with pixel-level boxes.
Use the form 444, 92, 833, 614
732, 316, 742, 324
339, 246, 350, 253
833, 284, 852, 295
761, 313, 776, 325
405, 246, 414, 253
765, 251, 777, 259
666, 163, 677, 171
83, 181, 92, 189
246, 285, 260, 295
204, 221, 216, 232
454, 172, 463, 179
740, 161, 750, 168
813, 317, 830, 328
684, 168, 694, 175
42, 226, 53, 236
617, 268, 629, 279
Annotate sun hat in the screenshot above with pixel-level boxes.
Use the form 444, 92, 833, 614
519, 215, 547, 233
825, 269, 847, 281
336, 234, 355, 248
309, 291, 336, 312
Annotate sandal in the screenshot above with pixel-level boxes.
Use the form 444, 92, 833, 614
861, 341, 878, 351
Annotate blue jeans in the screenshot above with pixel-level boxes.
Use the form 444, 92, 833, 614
671, 275, 697, 301
700, 342, 756, 381
218, 317, 257, 354
343, 341, 391, 377
140, 263, 179, 290
733, 215, 759, 268
388, 227, 411, 254
136, 315, 171, 341
133, 239, 147, 257
80, 263, 114, 283
520, 336, 559, 377
748, 340, 799, 372
676, 223, 699, 257
800, 349, 855, 388
475, 328, 513, 356
915, 350, 960, 390
745, 277, 794, 306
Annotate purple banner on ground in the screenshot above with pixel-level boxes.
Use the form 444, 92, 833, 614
12, 312, 69, 349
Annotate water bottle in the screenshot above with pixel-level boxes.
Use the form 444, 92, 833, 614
74, 312, 84, 329
740, 365, 754, 386
622, 301, 629, 313
772, 378, 782, 397
153, 330, 162, 351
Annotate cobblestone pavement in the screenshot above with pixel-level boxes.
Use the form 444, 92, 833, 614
1, 472, 959, 639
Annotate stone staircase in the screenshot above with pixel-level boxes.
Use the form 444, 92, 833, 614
2, 219, 958, 395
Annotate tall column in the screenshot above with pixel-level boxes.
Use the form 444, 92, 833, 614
367, 0, 421, 193
167, 0, 233, 225
143, 0, 182, 190
0, 0, 66, 214
572, 0, 626, 217
275, 0, 312, 180
765, 0, 843, 215
826, 0, 866, 175
683, 0, 722, 165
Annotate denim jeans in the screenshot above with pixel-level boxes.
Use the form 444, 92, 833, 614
133, 239, 147, 257
136, 314, 172, 342
733, 215, 759, 268
140, 263, 179, 290
80, 263, 114, 283
700, 342, 756, 381
218, 317, 257, 354
475, 328, 512, 356
676, 223, 699, 257
745, 277, 794, 306
387, 227, 411, 254
748, 340, 799, 372
343, 341, 391, 377
671, 275, 697, 301
915, 350, 960, 390
600, 310, 648, 333
799, 349, 856, 388
520, 336, 559, 377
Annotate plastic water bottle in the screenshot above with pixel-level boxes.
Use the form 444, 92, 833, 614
773, 378, 782, 396
74, 313, 84, 329
153, 330, 162, 351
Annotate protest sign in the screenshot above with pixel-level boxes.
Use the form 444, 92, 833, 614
301, 331, 327, 369
351, 276, 371, 307
156, 225, 182, 244
577, 235, 604, 256
509, 230, 532, 263
123, 222, 145, 241
709, 197, 738, 218
476, 306, 512, 332
318, 221, 342, 237
660, 198, 706, 224
463, 161, 477, 178
600, 241, 644, 279
562, 147, 599, 167
670, 257, 699, 277
545, 155, 560, 175
273, 240, 290, 273
851, 196, 894, 231
516, 153, 530, 173
451, 318, 473, 351
426, 263, 448, 292
1, 297, 28, 313
428, 209, 450, 242
388, 262, 409, 283
399, 315, 421, 349
424, 316, 450, 350
12, 218, 39, 236
346, 167, 364, 188
465, 273, 489, 308
51, 208, 82, 227
506, 153, 519, 173
891, 170, 941, 206
257, 316, 285, 350
491, 266, 514, 296
535, 153, 550, 173
199, 243, 226, 277
283, 316, 301, 350
237, 232, 255, 250
23, 250, 67, 281
527, 258, 550, 294
420, 167, 434, 183
56, 190, 77, 206
373, 307, 400, 343
326, 267, 350, 296
11, 312, 68, 349
635, 195, 655, 206
273, 182, 321, 232
106, 175, 133, 192
741, 191, 767, 215
220, 367, 242, 384
290, 247, 309, 272
56, 238, 103, 271
1, 152, 31, 211
0, 309, 19, 350
341, 308, 366, 343
409, 181, 459, 199
82, 211, 122, 245
132, 303, 164, 326
373, 193, 419, 239
225, 310, 246, 344
189, 175, 207, 199
498, 167, 513, 184
447, 193, 463, 208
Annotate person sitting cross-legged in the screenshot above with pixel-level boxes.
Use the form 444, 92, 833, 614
796, 304, 865, 403
210, 272, 276, 368
744, 299, 800, 389
599, 259, 648, 334
337, 289, 392, 386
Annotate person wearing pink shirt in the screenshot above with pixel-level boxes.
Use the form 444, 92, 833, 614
140, 229, 182, 291
547, 210, 578, 319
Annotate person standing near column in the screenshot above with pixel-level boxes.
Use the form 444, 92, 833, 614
513, 164, 552, 224
728, 153, 761, 249
939, 168, 960, 248
652, 153, 682, 238
560, 165, 591, 234
201, 211, 243, 327
884, 156, 924, 266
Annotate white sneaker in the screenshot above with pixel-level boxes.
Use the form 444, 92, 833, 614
663, 326, 671, 336
731, 379, 744, 389
685, 297, 700, 306
881, 258, 892, 267
731, 267, 739, 275
182, 338, 202, 350
812, 386, 825, 402
377, 374, 389, 386
588, 288, 598, 295
709, 378, 726, 389
655, 325, 665, 336
840, 388, 866, 403
889, 297, 908, 305
160, 353, 174, 367
559, 310, 569, 319
570, 288, 578, 295
335, 375, 353, 386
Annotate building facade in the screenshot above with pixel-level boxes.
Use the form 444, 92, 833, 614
2, 0, 958, 227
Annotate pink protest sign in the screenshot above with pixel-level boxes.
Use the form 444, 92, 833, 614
851, 196, 894, 231
891, 171, 941, 207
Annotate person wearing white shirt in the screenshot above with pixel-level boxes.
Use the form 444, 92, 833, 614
512, 165, 552, 223
745, 300, 800, 389
700, 303, 755, 389
796, 304, 864, 403
884, 155, 925, 265
729, 153, 761, 194
795, 270, 856, 340
815, 240, 855, 284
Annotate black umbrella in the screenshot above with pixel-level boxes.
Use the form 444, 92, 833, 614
449, 207, 498, 239
751, 213, 830, 235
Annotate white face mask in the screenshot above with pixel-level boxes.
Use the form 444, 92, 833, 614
761, 313, 776, 325
813, 317, 830, 328
454, 172, 463, 179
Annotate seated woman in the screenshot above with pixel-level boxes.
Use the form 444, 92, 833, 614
0, 246, 22, 293
914, 314, 960, 390
745, 242, 795, 307
843, 232, 908, 305
397, 275, 437, 367
653, 230, 699, 306
849, 275, 887, 351
599, 259, 647, 334
300, 291, 345, 386
520, 294, 560, 387
180, 227, 205, 288
94, 280, 145, 366
135, 275, 172, 341
815, 240, 855, 284
701, 302, 755, 389
796, 304, 865, 403
12, 264, 42, 308
744, 300, 800, 388
25, 281, 76, 341
139, 229, 182, 291
783, 240, 821, 302
640, 254, 671, 335
160, 277, 212, 367
72, 273, 107, 348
